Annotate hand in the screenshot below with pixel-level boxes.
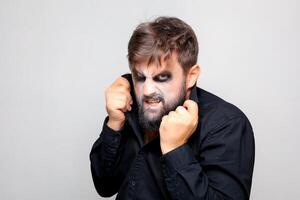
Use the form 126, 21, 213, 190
105, 76, 133, 131
159, 100, 198, 154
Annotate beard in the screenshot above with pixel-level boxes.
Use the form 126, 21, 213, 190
137, 83, 187, 132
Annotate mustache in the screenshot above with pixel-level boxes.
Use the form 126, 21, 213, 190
142, 94, 164, 103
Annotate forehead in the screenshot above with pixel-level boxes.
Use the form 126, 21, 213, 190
131, 53, 182, 76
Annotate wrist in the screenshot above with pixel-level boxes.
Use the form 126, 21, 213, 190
107, 119, 125, 131
160, 142, 184, 155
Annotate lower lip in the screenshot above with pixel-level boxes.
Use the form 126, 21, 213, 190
144, 101, 161, 109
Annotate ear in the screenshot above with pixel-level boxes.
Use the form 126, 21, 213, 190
186, 64, 201, 89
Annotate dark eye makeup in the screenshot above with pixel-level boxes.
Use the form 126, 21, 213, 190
132, 70, 172, 83
133, 73, 146, 82
153, 73, 171, 82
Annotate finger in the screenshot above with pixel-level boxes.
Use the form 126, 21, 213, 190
183, 100, 198, 117
127, 94, 133, 105
109, 96, 131, 112
111, 98, 128, 111
161, 115, 168, 124
125, 92, 133, 110
121, 90, 133, 105
111, 91, 133, 109
112, 86, 130, 94
121, 104, 131, 112
175, 106, 188, 115
123, 97, 132, 111
168, 111, 176, 118
119, 91, 133, 108
115, 77, 130, 89
126, 101, 132, 111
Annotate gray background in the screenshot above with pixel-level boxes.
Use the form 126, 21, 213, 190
0, 0, 299, 199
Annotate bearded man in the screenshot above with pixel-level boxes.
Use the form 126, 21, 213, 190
90, 16, 255, 200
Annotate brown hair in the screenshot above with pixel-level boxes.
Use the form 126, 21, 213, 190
127, 16, 198, 74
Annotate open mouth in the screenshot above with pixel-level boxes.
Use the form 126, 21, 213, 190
144, 99, 162, 109
145, 99, 161, 104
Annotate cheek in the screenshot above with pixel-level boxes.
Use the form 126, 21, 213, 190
133, 84, 143, 102
163, 93, 176, 103
160, 84, 180, 101
164, 81, 185, 100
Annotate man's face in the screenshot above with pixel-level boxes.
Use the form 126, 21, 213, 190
132, 53, 187, 132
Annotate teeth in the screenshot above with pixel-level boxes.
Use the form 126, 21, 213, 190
146, 99, 160, 103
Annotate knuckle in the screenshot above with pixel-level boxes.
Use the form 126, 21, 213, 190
118, 77, 130, 87
175, 106, 182, 111
169, 111, 176, 115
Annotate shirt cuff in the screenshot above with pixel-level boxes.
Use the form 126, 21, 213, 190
100, 117, 122, 148
160, 144, 197, 176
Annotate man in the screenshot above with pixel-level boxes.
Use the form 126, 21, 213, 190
90, 17, 255, 199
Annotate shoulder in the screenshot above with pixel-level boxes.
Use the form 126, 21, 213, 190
196, 87, 252, 134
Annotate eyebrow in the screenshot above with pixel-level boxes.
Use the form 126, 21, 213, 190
132, 69, 172, 78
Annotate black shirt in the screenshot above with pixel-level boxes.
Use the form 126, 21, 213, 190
90, 74, 255, 199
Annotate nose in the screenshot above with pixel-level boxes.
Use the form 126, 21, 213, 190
143, 79, 156, 97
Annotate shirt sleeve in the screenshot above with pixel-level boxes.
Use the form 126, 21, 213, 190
89, 116, 123, 197
160, 115, 255, 200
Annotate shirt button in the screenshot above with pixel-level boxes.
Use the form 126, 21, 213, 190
131, 180, 136, 186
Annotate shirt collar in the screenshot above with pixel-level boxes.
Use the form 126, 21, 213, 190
189, 81, 199, 104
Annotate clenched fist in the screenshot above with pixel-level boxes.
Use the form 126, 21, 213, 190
105, 77, 133, 131
159, 100, 199, 154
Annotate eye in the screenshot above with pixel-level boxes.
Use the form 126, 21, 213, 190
134, 74, 145, 82
155, 74, 170, 82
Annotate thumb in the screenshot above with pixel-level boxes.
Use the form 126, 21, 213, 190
183, 100, 198, 118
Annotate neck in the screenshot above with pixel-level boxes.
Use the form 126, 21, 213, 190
144, 130, 159, 144
185, 88, 192, 100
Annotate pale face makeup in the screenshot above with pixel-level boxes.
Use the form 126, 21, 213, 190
131, 53, 187, 132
